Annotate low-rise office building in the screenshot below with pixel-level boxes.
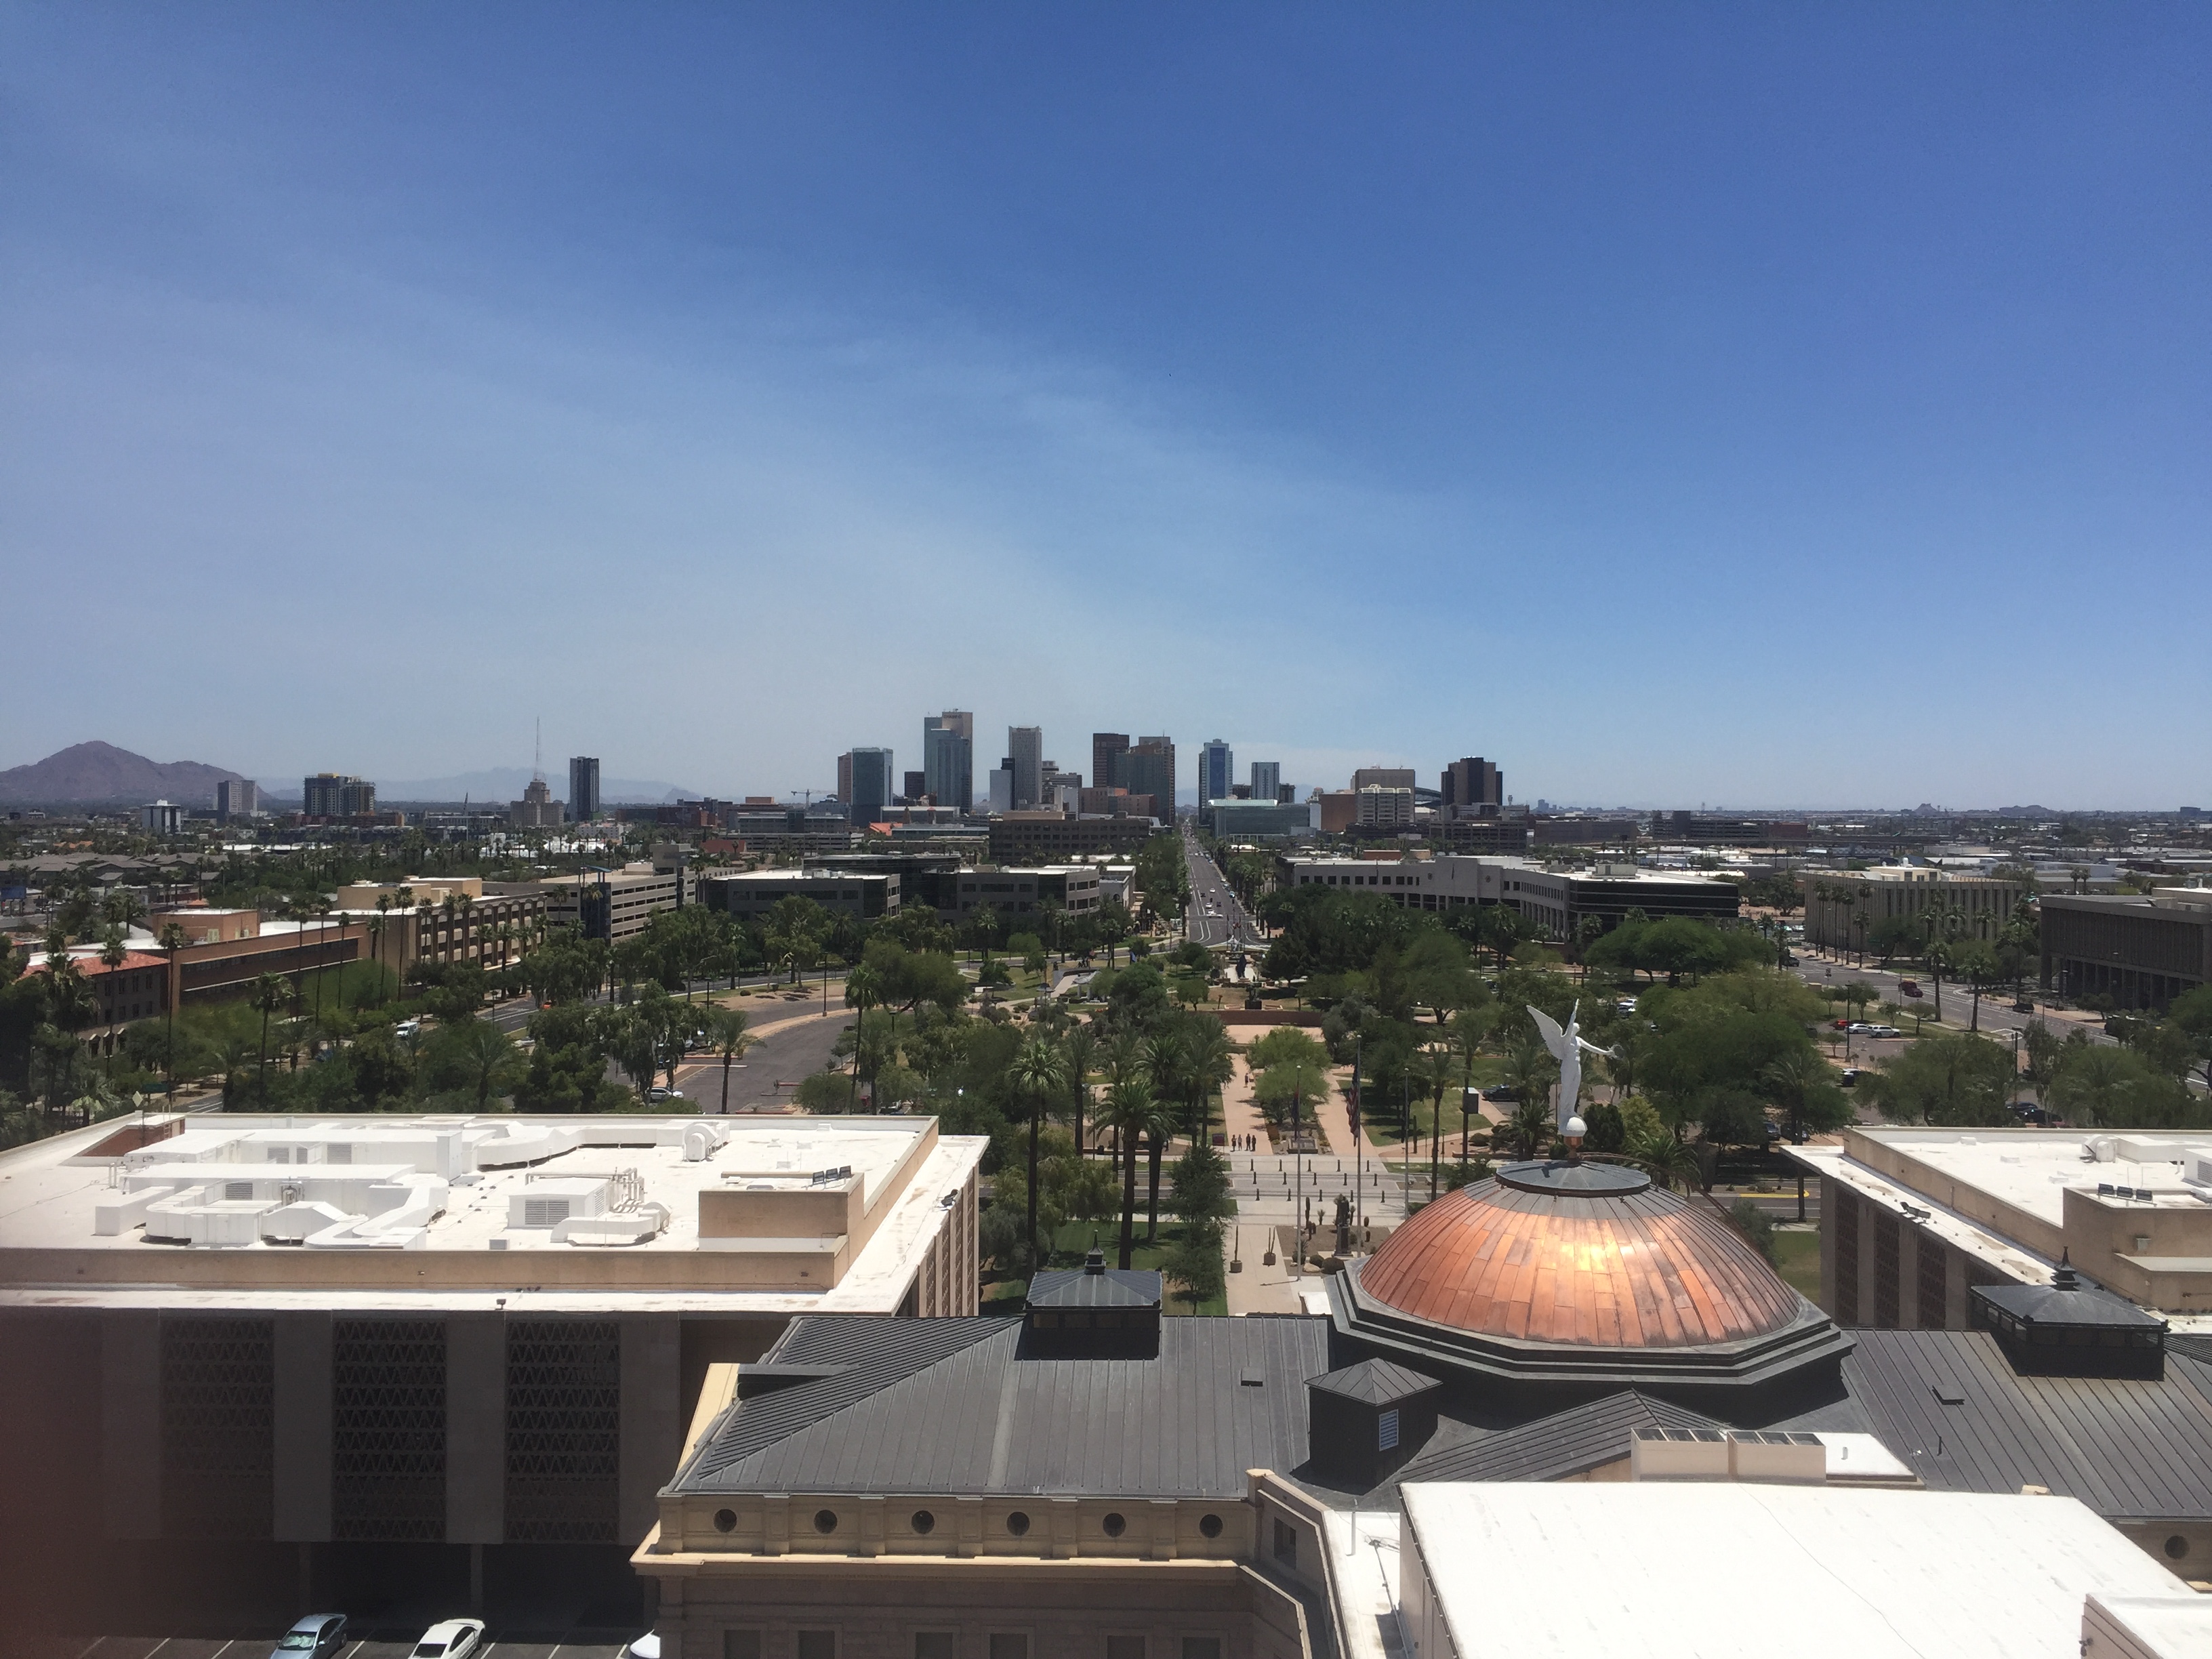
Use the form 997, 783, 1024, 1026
987, 815, 1159, 863
1800, 866, 2028, 953
1206, 798, 1315, 840
1275, 855, 1738, 936
0, 1111, 985, 1630
2040, 888, 2212, 1010
949, 865, 1100, 923
520, 863, 686, 943
1789, 1125, 2212, 1326
699, 869, 901, 922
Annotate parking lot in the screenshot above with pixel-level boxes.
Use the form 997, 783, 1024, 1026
39, 1639, 634, 1659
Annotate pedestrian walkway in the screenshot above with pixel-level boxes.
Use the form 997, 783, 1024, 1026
1216, 1046, 1274, 1153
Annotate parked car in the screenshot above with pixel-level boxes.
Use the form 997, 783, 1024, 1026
1839, 1067, 1862, 1087
1482, 1085, 1519, 1102
2009, 1102, 2051, 1126
393, 1019, 421, 1038
647, 1086, 684, 1103
411, 1620, 486, 1659
1616, 997, 1639, 1015
270, 1616, 348, 1659
2013, 998, 2035, 1013
1847, 1022, 1873, 1034
1866, 1025, 1904, 1039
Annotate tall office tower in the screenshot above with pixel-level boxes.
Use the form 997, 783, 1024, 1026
1441, 756, 1504, 815
1125, 736, 1176, 815
1250, 761, 1280, 803
1352, 766, 1417, 792
903, 771, 928, 803
1092, 733, 1130, 792
216, 778, 260, 822
1008, 726, 1044, 810
987, 759, 1015, 815
848, 747, 895, 820
924, 714, 975, 812
303, 773, 375, 817
836, 752, 854, 804
1199, 739, 1233, 804
568, 756, 602, 823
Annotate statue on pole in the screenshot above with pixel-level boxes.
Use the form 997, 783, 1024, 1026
1527, 1002, 1621, 1137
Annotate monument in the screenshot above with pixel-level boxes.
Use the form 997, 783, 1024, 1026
1527, 1002, 1620, 1136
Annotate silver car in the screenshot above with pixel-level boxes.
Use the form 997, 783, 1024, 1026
270, 1614, 347, 1659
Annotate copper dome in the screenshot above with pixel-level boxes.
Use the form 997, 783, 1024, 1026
1356, 1164, 1804, 1351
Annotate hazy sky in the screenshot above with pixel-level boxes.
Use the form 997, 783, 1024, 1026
5, 5, 2207, 808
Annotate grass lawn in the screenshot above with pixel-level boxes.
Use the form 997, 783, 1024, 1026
1772, 1229, 1822, 1301
1359, 1054, 1508, 1148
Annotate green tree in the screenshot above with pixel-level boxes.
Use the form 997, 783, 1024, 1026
2047, 1044, 2192, 1129
419, 1017, 523, 1111
2166, 985, 2212, 1089
1862, 1031, 2015, 1127
1099, 1078, 1162, 1269
1010, 1037, 1069, 1272
1164, 1216, 1225, 1313
704, 1005, 756, 1115
248, 972, 295, 1108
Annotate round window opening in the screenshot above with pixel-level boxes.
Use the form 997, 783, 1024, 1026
1102, 1512, 1126, 1538
814, 1509, 839, 1534
1006, 1511, 1031, 1537
713, 1509, 737, 1534
2167, 1535, 2190, 1560
1199, 1513, 1224, 1540
912, 1509, 937, 1535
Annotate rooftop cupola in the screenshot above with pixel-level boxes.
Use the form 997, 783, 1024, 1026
1971, 1251, 2167, 1380
1022, 1252, 1162, 1358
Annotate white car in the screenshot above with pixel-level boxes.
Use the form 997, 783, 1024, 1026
411, 1620, 485, 1659
647, 1086, 684, 1103
624, 1635, 663, 1659
394, 1019, 422, 1038
1866, 1025, 1904, 1039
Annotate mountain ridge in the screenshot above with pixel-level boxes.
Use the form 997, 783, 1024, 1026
0, 741, 249, 805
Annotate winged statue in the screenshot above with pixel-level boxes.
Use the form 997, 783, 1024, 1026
1526, 1002, 1623, 1133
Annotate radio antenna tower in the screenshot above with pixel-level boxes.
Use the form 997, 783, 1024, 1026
533, 716, 544, 784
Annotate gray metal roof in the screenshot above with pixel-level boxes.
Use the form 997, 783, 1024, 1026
673, 1312, 1332, 1499
1806, 1329, 2212, 1521
1391, 1390, 1721, 1486
1027, 1267, 1162, 1309
1307, 1357, 1439, 1406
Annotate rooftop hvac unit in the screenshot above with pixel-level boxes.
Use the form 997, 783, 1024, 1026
523, 1197, 571, 1229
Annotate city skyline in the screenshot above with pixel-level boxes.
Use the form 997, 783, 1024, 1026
5, 9, 2207, 806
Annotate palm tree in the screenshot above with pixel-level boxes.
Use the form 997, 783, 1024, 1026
1100, 1078, 1160, 1269
699, 1005, 755, 1115
451, 1018, 520, 1111
454, 891, 475, 962
371, 895, 393, 1005
1626, 1124, 1700, 1191
1188, 1023, 1236, 1145
158, 921, 187, 1106
1010, 1037, 1069, 1272
248, 972, 294, 1108
1063, 1024, 1099, 1153
1410, 1048, 1455, 1200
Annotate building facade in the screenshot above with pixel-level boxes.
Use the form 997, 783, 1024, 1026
1440, 756, 1503, 813
988, 817, 1158, 863
1208, 800, 1315, 841
525, 865, 684, 944
923, 716, 974, 815
700, 869, 901, 922
1006, 727, 1043, 811
508, 778, 561, 829
1799, 867, 2028, 953
1248, 761, 1281, 803
1351, 766, 1416, 792
848, 748, 895, 822
570, 756, 602, 822
216, 779, 260, 821
1197, 740, 1233, 804
302, 773, 376, 817
1354, 785, 1416, 829
2039, 888, 2212, 1010
1124, 738, 1176, 815
0, 1113, 985, 1632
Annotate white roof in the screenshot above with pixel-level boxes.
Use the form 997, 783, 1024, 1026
1397, 1483, 2190, 1659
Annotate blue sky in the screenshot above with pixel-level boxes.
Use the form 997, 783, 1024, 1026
4, 5, 2206, 808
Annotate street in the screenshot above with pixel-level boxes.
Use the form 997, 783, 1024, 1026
1782, 943, 2113, 1050
1182, 829, 1264, 949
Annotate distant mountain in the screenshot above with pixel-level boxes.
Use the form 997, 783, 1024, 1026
340, 766, 701, 805
0, 741, 251, 806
